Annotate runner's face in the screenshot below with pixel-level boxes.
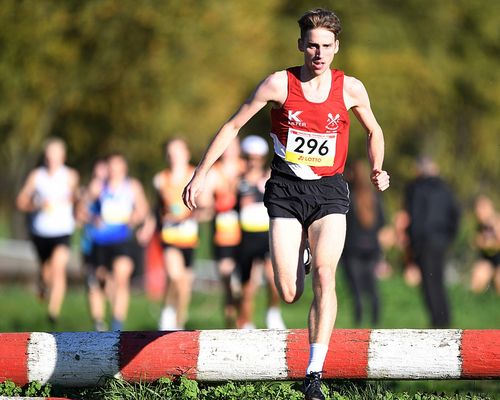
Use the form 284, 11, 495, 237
108, 156, 127, 180
245, 154, 265, 169
299, 28, 338, 75
166, 140, 190, 167
475, 197, 494, 222
44, 142, 65, 169
93, 161, 108, 181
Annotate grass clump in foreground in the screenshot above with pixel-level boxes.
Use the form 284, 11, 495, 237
54, 376, 496, 400
0, 380, 51, 398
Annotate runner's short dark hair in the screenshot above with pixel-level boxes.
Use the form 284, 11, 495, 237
298, 8, 342, 39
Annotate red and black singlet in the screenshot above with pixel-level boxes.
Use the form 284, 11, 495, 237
270, 66, 350, 180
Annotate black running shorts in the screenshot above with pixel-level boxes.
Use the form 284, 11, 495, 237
480, 250, 500, 268
31, 234, 71, 264
214, 245, 239, 261
95, 240, 136, 271
162, 243, 195, 268
238, 231, 269, 284
83, 246, 102, 289
264, 172, 350, 229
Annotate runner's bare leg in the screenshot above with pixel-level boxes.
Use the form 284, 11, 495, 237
269, 218, 307, 304
307, 214, 346, 344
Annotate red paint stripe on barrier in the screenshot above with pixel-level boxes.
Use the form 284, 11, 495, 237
0, 333, 30, 385
286, 329, 371, 379
285, 329, 309, 379
325, 329, 370, 379
461, 330, 500, 378
120, 331, 200, 381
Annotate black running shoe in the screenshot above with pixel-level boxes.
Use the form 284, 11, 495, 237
303, 242, 312, 275
47, 314, 58, 329
303, 372, 325, 400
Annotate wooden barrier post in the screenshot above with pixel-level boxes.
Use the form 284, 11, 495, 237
0, 329, 498, 387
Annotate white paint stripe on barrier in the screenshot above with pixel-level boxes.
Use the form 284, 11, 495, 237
197, 329, 288, 380
27, 332, 57, 385
368, 329, 462, 379
28, 332, 121, 386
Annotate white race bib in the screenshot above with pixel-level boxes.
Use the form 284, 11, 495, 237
285, 128, 336, 167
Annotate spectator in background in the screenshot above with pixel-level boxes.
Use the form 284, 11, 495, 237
206, 138, 246, 327
237, 135, 285, 329
404, 155, 460, 328
470, 195, 500, 294
76, 158, 109, 331
155, 138, 198, 330
342, 160, 384, 326
87, 153, 151, 331
16, 137, 79, 326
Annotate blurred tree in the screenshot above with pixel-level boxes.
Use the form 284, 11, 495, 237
0, 0, 282, 236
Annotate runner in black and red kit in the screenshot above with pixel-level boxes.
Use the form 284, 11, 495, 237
183, 9, 390, 400
265, 65, 351, 226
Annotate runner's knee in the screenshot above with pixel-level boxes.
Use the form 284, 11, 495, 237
313, 264, 336, 290
278, 281, 303, 304
281, 289, 301, 304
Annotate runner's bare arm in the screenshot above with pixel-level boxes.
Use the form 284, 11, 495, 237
183, 71, 287, 210
344, 76, 390, 192
69, 168, 80, 203
16, 171, 38, 212
194, 167, 219, 221
130, 179, 150, 228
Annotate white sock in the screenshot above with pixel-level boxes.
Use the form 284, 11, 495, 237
306, 343, 328, 375
266, 307, 286, 329
159, 306, 177, 330
241, 322, 256, 329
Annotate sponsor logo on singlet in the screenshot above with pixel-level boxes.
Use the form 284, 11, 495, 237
288, 110, 306, 128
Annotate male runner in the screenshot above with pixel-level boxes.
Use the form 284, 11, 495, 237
88, 153, 151, 331
208, 138, 245, 327
237, 135, 285, 330
183, 9, 389, 400
77, 158, 109, 331
17, 138, 79, 326
155, 138, 199, 330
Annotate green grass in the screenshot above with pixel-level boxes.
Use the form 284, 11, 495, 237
61, 377, 498, 400
3, 274, 497, 333
0, 273, 498, 399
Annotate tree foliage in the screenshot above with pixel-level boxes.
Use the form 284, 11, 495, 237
1, 0, 498, 236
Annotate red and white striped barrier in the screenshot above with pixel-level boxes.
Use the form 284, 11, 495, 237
0, 329, 498, 387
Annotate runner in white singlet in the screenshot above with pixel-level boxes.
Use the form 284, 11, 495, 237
16, 137, 79, 326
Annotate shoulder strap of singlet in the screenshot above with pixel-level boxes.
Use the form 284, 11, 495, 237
286, 66, 302, 100
329, 69, 347, 110
158, 169, 170, 189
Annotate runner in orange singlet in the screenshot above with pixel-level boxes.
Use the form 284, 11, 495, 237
155, 138, 198, 330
